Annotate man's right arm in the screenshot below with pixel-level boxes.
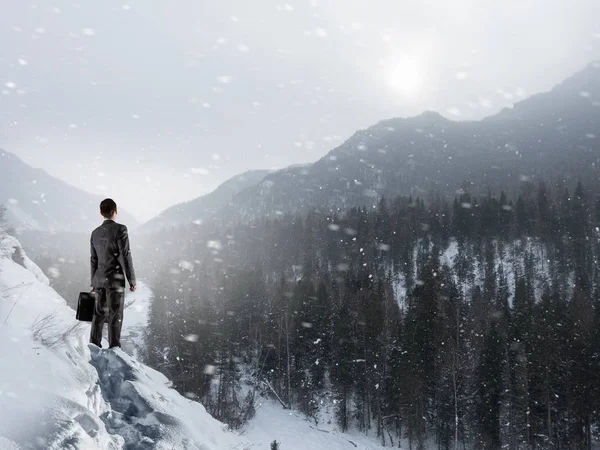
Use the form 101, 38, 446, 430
90, 234, 98, 288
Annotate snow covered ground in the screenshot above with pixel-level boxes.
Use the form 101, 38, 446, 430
244, 399, 393, 450
119, 281, 152, 358
0, 233, 243, 449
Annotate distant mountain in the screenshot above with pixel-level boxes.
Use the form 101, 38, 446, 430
222, 61, 600, 221
140, 169, 270, 232
0, 151, 138, 232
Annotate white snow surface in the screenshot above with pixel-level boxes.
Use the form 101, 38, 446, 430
118, 281, 152, 358
0, 235, 242, 449
0, 234, 50, 285
244, 399, 392, 450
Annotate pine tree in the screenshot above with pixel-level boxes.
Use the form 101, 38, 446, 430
403, 253, 442, 449
137, 185, 600, 448
475, 321, 504, 450
331, 296, 354, 431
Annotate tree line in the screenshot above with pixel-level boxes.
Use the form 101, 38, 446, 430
139, 181, 600, 449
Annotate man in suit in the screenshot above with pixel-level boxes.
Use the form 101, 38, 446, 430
90, 198, 136, 348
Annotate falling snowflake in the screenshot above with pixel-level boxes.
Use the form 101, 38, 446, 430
47, 267, 61, 279
207, 240, 222, 251
479, 98, 493, 108
216, 75, 233, 84
179, 260, 194, 271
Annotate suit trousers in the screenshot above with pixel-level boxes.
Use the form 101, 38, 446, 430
90, 288, 125, 348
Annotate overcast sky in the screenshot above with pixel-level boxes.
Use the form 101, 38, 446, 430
1, 0, 599, 221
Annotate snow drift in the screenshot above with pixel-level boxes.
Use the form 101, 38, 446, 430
0, 233, 242, 450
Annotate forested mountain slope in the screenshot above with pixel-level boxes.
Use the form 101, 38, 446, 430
140, 169, 270, 233
140, 181, 600, 450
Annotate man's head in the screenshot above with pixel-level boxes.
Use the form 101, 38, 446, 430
100, 198, 118, 220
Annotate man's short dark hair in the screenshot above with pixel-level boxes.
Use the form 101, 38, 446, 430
100, 198, 117, 219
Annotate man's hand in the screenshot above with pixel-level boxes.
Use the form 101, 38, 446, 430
130, 285, 137, 292
91, 287, 96, 293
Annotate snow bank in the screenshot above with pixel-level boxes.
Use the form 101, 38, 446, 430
120, 282, 152, 358
90, 346, 237, 449
0, 233, 49, 285
0, 235, 243, 450
245, 399, 391, 450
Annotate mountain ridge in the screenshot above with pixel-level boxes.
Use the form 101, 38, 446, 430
138, 61, 600, 229
0, 150, 139, 233
218, 61, 600, 222
139, 169, 271, 232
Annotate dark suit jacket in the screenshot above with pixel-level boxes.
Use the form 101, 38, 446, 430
90, 219, 136, 289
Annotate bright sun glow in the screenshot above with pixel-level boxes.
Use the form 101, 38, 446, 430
386, 58, 422, 96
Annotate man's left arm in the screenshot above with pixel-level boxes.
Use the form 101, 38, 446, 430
118, 225, 136, 290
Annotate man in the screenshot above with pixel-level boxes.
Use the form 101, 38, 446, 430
90, 198, 136, 348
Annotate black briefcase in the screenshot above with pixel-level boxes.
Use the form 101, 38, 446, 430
76, 292, 96, 322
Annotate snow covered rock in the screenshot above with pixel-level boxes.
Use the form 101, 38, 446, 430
0, 233, 49, 285
89, 345, 237, 449
0, 234, 242, 449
